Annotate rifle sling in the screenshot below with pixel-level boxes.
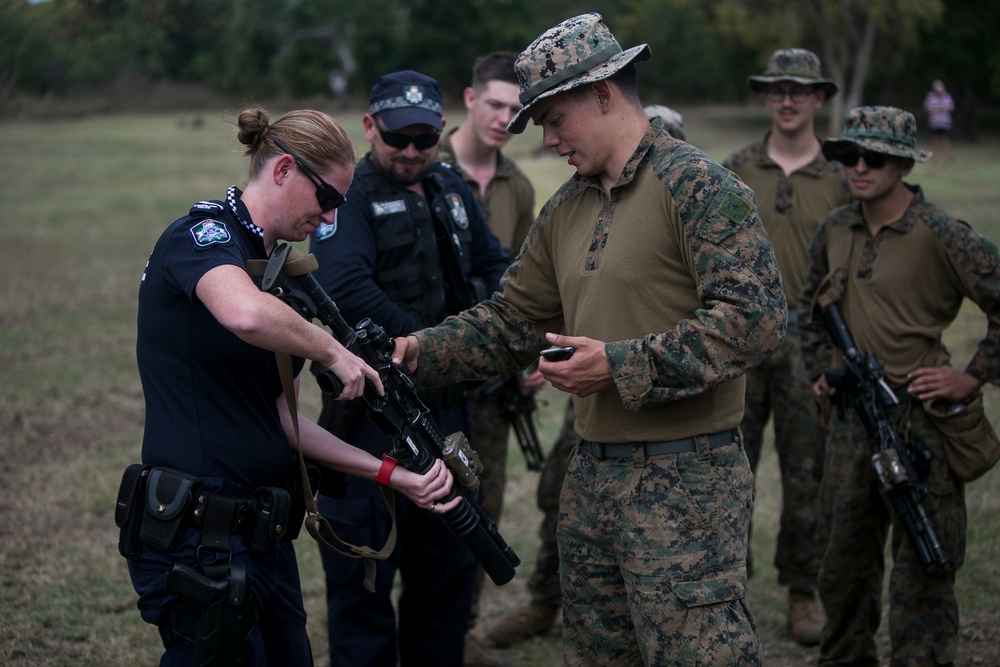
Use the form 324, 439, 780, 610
253, 247, 398, 594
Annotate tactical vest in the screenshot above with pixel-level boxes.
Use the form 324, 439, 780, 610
353, 159, 480, 328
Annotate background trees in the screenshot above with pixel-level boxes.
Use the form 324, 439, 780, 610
2, 0, 998, 134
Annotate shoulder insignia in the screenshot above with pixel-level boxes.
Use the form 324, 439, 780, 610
315, 218, 337, 242
372, 199, 408, 216
448, 194, 470, 229
189, 201, 225, 217
719, 191, 751, 226
189, 219, 232, 248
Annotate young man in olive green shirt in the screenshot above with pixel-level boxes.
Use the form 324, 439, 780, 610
723, 48, 850, 646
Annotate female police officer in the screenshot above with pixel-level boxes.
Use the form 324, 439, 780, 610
122, 106, 458, 666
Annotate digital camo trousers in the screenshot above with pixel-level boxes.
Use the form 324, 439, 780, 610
740, 328, 823, 591
817, 400, 965, 667
558, 433, 761, 666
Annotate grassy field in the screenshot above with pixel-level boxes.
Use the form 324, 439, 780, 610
0, 105, 998, 666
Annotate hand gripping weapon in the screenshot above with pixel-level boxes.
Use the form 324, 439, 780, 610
262, 243, 520, 585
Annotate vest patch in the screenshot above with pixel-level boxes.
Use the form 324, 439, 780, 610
372, 199, 407, 216
190, 220, 232, 248
315, 219, 337, 242
448, 194, 469, 229
719, 192, 750, 226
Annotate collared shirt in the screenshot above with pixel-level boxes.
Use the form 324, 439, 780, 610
799, 184, 1000, 387
437, 129, 535, 255
413, 119, 786, 442
724, 134, 850, 305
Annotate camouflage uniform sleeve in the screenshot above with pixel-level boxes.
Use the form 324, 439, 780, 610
940, 219, 1000, 384
797, 216, 836, 382
607, 171, 787, 410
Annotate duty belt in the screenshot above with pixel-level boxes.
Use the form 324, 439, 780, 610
580, 428, 737, 460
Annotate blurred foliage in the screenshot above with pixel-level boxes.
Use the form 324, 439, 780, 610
1, 0, 998, 128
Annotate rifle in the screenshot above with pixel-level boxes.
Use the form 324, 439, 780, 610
820, 302, 948, 571
261, 243, 520, 585
478, 373, 545, 471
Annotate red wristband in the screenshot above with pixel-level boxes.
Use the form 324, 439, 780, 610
375, 455, 398, 486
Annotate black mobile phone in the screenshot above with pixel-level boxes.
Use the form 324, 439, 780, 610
539, 346, 575, 362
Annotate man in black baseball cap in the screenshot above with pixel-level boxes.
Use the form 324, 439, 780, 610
311, 69, 511, 667
368, 69, 445, 129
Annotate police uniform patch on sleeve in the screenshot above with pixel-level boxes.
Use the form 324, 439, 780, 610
719, 191, 751, 226
190, 220, 233, 248
315, 217, 337, 242
372, 199, 408, 216
448, 194, 470, 229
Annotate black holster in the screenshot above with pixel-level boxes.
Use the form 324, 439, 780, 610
162, 562, 258, 667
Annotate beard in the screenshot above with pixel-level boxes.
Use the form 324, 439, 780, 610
370, 150, 432, 188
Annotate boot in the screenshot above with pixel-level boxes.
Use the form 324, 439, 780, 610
464, 635, 514, 667
486, 601, 560, 648
787, 589, 824, 646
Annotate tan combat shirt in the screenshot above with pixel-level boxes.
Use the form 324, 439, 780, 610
800, 185, 1000, 387
723, 135, 850, 305
414, 120, 787, 443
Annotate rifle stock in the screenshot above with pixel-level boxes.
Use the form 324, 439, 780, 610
262, 243, 520, 585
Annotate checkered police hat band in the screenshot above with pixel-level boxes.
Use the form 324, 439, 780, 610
369, 97, 443, 116
518, 41, 623, 105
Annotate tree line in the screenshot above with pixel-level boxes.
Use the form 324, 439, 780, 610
2, 0, 998, 136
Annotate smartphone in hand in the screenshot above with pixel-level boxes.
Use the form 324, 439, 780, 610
539, 346, 575, 362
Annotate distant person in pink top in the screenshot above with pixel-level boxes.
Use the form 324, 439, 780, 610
923, 79, 955, 162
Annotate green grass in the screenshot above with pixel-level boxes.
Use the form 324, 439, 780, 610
0, 107, 997, 665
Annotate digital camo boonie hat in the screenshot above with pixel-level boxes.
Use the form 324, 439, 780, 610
822, 106, 931, 163
747, 48, 838, 98
506, 12, 651, 134
369, 69, 444, 130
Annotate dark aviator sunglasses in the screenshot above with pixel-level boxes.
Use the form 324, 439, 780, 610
273, 138, 346, 211
831, 146, 891, 170
375, 120, 441, 151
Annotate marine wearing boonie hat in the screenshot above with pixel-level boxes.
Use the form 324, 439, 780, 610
748, 48, 838, 98
506, 12, 651, 134
822, 105, 932, 163
369, 69, 444, 130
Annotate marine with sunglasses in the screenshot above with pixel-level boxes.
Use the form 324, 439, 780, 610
800, 106, 1000, 666
122, 106, 458, 666
309, 70, 511, 667
722, 48, 851, 646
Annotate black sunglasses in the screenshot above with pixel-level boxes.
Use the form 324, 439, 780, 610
375, 120, 441, 151
273, 138, 346, 211
832, 146, 891, 169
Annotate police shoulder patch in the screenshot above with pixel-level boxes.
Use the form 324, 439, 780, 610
315, 219, 337, 242
448, 194, 470, 229
719, 191, 751, 226
190, 219, 233, 248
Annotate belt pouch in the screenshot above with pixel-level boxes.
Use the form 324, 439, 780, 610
247, 487, 292, 553
140, 467, 199, 550
115, 463, 151, 559
923, 392, 1000, 483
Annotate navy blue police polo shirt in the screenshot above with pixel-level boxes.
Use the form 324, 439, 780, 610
137, 192, 303, 489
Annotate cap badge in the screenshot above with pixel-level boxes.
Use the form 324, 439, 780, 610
404, 86, 424, 105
